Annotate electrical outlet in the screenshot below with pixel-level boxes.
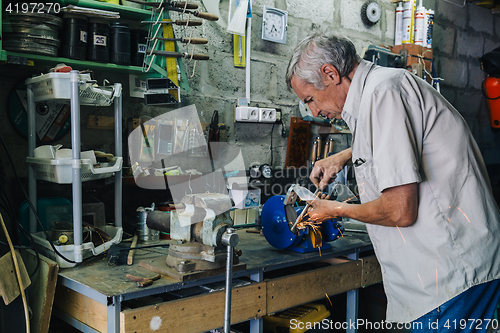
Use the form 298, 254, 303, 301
235, 106, 259, 122
258, 108, 277, 123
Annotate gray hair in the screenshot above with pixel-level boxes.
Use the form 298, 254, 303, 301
286, 32, 360, 91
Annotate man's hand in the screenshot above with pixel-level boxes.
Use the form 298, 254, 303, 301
307, 199, 344, 222
310, 148, 352, 190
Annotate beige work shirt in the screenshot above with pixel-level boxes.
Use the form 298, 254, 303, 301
342, 60, 500, 322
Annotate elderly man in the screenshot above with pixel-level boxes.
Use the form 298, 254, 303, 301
286, 32, 500, 332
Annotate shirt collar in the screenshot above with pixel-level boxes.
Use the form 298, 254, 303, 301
342, 60, 376, 122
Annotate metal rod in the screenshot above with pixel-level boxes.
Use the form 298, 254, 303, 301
70, 70, 83, 263
224, 237, 234, 333
114, 84, 122, 228
27, 83, 37, 233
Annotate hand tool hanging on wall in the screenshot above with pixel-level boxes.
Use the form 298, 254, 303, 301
141, 19, 203, 26
146, 49, 209, 60
128, 0, 199, 9
146, 36, 208, 44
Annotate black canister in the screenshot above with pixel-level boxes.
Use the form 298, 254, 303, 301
130, 29, 148, 67
110, 22, 131, 66
87, 18, 109, 63
60, 14, 88, 60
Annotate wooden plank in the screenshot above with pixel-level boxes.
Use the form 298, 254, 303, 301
53, 284, 107, 333
120, 282, 266, 333
266, 260, 361, 314
0, 250, 31, 305
21, 249, 59, 333
361, 255, 382, 287
285, 117, 311, 168
139, 256, 246, 282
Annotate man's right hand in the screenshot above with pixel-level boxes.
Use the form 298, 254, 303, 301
310, 147, 352, 190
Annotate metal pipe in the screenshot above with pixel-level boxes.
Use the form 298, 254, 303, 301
70, 70, 83, 263
26, 83, 37, 233
222, 229, 239, 333
114, 84, 123, 228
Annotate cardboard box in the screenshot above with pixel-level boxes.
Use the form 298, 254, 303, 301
229, 188, 261, 209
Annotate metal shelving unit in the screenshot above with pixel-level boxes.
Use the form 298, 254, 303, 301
0, 0, 151, 72
26, 70, 123, 265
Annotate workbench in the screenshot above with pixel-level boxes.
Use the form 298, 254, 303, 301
52, 230, 381, 333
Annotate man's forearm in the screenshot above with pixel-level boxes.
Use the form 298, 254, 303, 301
335, 183, 418, 227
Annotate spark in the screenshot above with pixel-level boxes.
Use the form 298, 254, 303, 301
318, 246, 321, 257
342, 193, 359, 203
457, 207, 471, 223
338, 228, 344, 237
325, 293, 333, 306
447, 218, 451, 224
417, 273, 425, 291
396, 226, 406, 243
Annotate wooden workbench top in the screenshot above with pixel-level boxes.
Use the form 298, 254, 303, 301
57, 230, 372, 298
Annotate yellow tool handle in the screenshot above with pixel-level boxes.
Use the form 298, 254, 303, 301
194, 11, 219, 21
182, 37, 208, 44
174, 19, 202, 26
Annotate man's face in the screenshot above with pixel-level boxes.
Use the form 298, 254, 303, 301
290, 75, 345, 120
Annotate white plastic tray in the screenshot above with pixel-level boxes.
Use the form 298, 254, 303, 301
26, 156, 122, 184
26, 72, 117, 106
31, 226, 123, 268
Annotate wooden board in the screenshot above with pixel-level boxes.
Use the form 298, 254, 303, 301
120, 282, 266, 333
53, 284, 107, 333
266, 259, 361, 314
0, 250, 31, 305
139, 256, 247, 282
285, 117, 311, 168
361, 255, 382, 287
21, 249, 59, 333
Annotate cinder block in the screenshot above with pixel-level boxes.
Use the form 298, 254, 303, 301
436, 0, 466, 29
495, 19, 500, 40
433, 24, 455, 55
340, 0, 382, 37
287, 0, 335, 23
385, 9, 395, 40
469, 3, 494, 33
439, 84, 457, 105
469, 60, 485, 91
456, 31, 484, 58
440, 58, 468, 89
455, 93, 483, 117
484, 37, 498, 54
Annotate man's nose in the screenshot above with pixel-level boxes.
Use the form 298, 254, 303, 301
309, 103, 320, 117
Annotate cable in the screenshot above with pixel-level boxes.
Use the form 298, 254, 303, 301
0, 212, 30, 333
0, 131, 76, 264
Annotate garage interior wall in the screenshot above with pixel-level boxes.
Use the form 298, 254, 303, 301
0, 0, 498, 220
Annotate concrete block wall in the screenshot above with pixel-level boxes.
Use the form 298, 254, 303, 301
171, 0, 399, 170
430, 0, 500, 164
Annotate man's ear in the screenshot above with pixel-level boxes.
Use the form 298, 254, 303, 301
321, 64, 341, 85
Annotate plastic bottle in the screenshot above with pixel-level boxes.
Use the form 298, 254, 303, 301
426, 9, 434, 48
414, 2, 426, 46
402, 1, 413, 44
395, 2, 404, 46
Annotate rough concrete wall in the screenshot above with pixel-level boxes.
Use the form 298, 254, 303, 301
174, 0, 397, 170
430, 0, 500, 164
